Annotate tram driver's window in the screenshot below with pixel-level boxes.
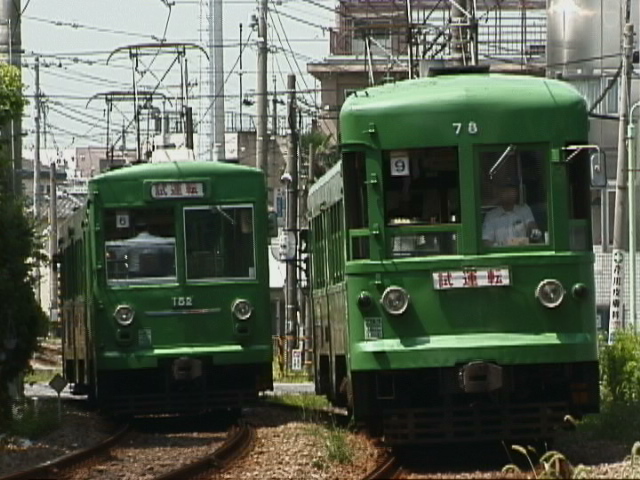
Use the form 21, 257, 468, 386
184, 205, 256, 280
384, 147, 461, 225
479, 146, 548, 248
104, 208, 176, 285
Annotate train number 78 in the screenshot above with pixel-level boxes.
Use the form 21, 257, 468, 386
452, 122, 478, 136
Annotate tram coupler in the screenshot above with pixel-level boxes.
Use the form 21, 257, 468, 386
172, 357, 203, 381
458, 361, 503, 393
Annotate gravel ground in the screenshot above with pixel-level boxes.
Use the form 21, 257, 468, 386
217, 405, 383, 480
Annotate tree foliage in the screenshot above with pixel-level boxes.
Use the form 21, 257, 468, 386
300, 130, 339, 184
0, 63, 44, 430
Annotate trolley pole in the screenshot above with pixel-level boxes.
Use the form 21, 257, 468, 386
608, 22, 634, 343
285, 74, 299, 370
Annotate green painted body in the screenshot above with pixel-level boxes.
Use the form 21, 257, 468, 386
61, 161, 273, 414
309, 73, 599, 442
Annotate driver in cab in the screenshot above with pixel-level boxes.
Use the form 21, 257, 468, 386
482, 181, 542, 247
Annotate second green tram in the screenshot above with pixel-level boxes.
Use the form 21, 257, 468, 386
59, 161, 273, 415
309, 70, 600, 444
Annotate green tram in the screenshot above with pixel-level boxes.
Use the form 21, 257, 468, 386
59, 161, 273, 415
309, 69, 601, 444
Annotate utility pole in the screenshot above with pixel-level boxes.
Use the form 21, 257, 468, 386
285, 74, 298, 370
299, 142, 313, 370
406, 0, 413, 79
239, 23, 243, 132
210, 0, 225, 161
628, 100, 640, 333
33, 56, 41, 221
49, 162, 57, 328
256, 0, 269, 184
608, 22, 634, 343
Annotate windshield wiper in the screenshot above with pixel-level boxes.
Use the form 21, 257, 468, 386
213, 206, 235, 224
489, 144, 515, 179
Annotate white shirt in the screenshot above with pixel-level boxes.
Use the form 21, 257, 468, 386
482, 204, 535, 247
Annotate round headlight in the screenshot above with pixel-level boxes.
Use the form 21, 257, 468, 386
381, 286, 410, 316
232, 299, 253, 320
114, 305, 135, 326
535, 279, 565, 308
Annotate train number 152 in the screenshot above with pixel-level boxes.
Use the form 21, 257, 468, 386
172, 296, 193, 307
453, 122, 478, 136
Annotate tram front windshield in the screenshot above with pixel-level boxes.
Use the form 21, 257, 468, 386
479, 146, 548, 248
105, 208, 176, 286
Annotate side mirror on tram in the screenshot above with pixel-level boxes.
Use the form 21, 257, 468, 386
268, 211, 278, 238
589, 150, 607, 189
564, 145, 607, 189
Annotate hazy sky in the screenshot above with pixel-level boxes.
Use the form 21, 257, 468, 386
19, 0, 333, 154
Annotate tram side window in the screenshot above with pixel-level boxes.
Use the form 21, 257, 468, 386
104, 208, 176, 285
184, 205, 255, 280
343, 152, 368, 229
480, 146, 548, 248
343, 151, 370, 260
567, 149, 592, 251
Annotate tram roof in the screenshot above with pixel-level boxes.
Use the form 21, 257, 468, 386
339, 73, 588, 149
341, 73, 585, 113
91, 161, 263, 184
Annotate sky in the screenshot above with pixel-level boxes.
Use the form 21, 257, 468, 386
18, 0, 334, 156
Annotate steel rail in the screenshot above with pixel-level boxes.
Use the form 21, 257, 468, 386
154, 422, 255, 480
0, 423, 130, 480
362, 453, 403, 480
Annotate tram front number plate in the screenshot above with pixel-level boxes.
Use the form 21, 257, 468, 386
432, 267, 511, 290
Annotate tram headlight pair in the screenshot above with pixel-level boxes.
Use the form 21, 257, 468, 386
114, 305, 135, 326
535, 279, 565, 309
232, 299, 253, 321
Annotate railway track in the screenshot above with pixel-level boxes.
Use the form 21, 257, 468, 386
0, 423, 131, 480
362, 452, 403, 480
0, 421, 254, 480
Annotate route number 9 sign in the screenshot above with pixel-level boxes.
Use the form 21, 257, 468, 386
390, 151, 410, 177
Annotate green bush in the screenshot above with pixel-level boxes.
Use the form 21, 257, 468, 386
599, 330, 640, 404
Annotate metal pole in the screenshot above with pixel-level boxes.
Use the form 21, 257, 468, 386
8, 17, 15, 194
608, 22, 634, 342
49, 162, 57, 329
212, 0, 225, 161
285, 74, 298, 370
301, 143, 313, 369
33, 56, 41, 221
406, 0, 413, 79
629, 101, 640, 333
256, 0, 269, 180
239, 23, 243, 132
131, 53, 142, 162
